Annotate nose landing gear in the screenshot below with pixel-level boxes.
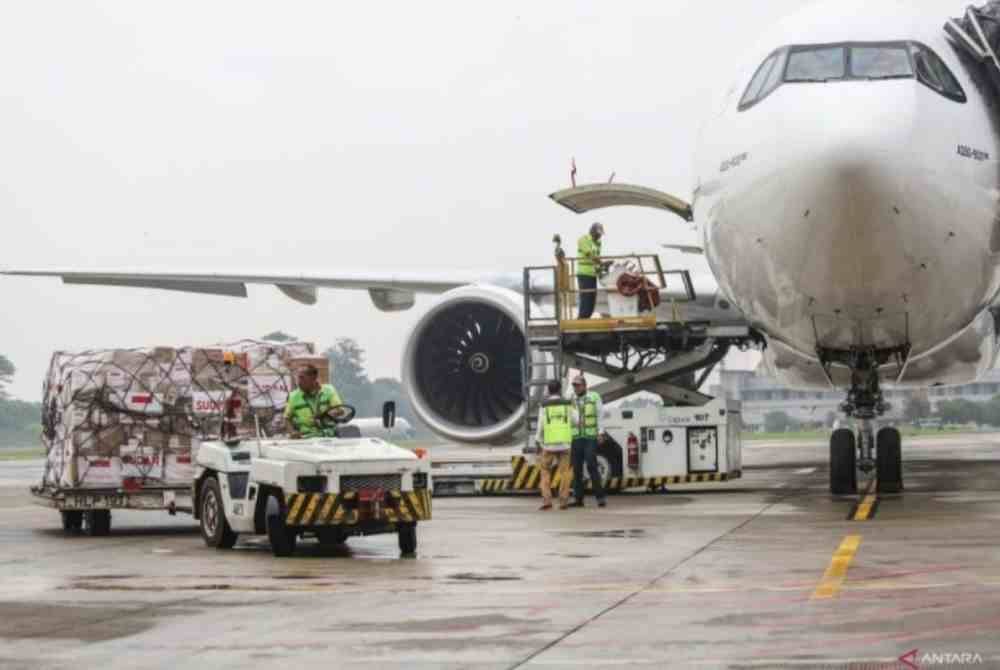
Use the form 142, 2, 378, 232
821, 346, 907, 495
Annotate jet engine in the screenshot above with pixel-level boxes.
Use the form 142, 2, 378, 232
402, 285, 542, 445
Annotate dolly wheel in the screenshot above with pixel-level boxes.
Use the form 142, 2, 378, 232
61, 511, 83, 533
83, 510, 111, 536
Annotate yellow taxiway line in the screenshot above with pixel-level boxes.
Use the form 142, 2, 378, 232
852, 478, 878, 521
812, 534, 862, 600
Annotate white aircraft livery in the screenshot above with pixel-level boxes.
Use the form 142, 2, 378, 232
6, 0, 1000, 493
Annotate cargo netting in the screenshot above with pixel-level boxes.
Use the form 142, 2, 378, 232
40, 339, 326, 491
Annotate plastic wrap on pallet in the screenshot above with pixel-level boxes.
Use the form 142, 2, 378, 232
39, 339, 317, 491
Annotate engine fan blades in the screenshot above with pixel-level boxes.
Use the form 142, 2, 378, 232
414, 303, 524, 427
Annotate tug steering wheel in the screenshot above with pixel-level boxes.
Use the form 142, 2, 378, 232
325, 404, 357, 425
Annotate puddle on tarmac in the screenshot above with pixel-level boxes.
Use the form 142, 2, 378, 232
546, 552, 595, 559
556, 529, 647, 539
0, 602, 183, 642
446, 572, 523, 582
336, 613, 541, 633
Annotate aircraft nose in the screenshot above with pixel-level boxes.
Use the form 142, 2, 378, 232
709, 82, 929, 350
770, 83, 920, 294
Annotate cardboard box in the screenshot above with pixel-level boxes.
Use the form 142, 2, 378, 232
41, 339, 312, 490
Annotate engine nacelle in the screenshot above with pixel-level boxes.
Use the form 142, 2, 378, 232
402, 285, 543, 445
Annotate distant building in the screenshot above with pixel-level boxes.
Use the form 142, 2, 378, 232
714, 368, 1000, 431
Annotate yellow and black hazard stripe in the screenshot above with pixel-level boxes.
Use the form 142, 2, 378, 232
478, 479, 512, 493
387, 489, 433, 523
284, 489, 432, 526
480, 457, 742, 494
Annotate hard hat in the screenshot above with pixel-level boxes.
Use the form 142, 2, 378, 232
590, 222, 605, 235
223, 351, 237, 366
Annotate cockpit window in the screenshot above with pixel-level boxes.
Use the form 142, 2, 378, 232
910, 43, 966, 102
740, 53, 778, 108
739, 41, 967, 111
851, 46, 912, 79
738, 49, 788, 110
786, 46, 846, 82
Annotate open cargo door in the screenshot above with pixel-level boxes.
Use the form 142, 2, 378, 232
549, 183, 693, 222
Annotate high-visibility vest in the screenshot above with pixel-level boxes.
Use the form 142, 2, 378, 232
286, 384, 342, 436
577, 234, 602, 277
541, 399, 573, 445
573, 391, 601, 438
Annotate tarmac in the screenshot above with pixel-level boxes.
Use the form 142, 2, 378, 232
0, 435, 998, 669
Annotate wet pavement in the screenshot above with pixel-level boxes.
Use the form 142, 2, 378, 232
0, 436, 998, 669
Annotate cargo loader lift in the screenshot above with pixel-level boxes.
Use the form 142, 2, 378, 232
431, 180, 762, 497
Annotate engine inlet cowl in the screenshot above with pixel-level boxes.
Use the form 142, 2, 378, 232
402, 285, 534, 445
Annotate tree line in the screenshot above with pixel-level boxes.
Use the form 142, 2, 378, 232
760, 391, 1000, 433
0, 355, 43, 446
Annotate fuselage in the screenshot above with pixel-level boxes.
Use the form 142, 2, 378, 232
695, 0, 1000, 386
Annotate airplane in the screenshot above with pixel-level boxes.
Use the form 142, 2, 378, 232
5, 0, 1000, 495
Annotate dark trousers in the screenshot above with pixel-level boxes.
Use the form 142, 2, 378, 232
577, 275, 597, 319
571, 437, 606, 502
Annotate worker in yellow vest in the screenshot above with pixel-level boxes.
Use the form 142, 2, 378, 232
568, 375, 607, 508
284, 365, 347, 438
534, 380, 576, 510
576, 222, 604, 319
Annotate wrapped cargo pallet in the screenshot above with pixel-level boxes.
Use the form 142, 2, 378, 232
39, 339, 323, 492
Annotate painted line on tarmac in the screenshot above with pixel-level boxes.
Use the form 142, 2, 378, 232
852, 478, 879, 521
812, 534, 862, 600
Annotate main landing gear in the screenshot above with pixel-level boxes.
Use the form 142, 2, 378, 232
823, 348, 905, 495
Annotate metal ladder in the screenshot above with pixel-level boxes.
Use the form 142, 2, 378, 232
521, 264, 568, 452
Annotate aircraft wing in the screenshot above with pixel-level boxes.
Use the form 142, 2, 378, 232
0, 267, 517, 312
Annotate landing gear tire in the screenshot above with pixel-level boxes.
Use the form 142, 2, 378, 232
200, 477, 238, 549
830, 428, 857, 495
876, 427, 903, 494
83, 509, 111, 536
266, 494, 297, 557
61, 510, 83, 533
398, 522, 417, 556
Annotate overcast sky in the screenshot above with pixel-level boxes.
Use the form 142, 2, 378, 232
0, 1, 809, 400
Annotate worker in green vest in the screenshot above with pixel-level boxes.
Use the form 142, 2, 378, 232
534, 379, 577, 510
284, 365, 347, 438
568, 374, 607, 507
577, 222, 604, 319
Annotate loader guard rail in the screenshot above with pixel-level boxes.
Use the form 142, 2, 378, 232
524, 252, 695, 335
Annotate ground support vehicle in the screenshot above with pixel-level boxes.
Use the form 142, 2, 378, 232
466, 398, 741, 495
193, 432, 432, 556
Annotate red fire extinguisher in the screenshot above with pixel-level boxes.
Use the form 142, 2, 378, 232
627, 432, 639, 470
